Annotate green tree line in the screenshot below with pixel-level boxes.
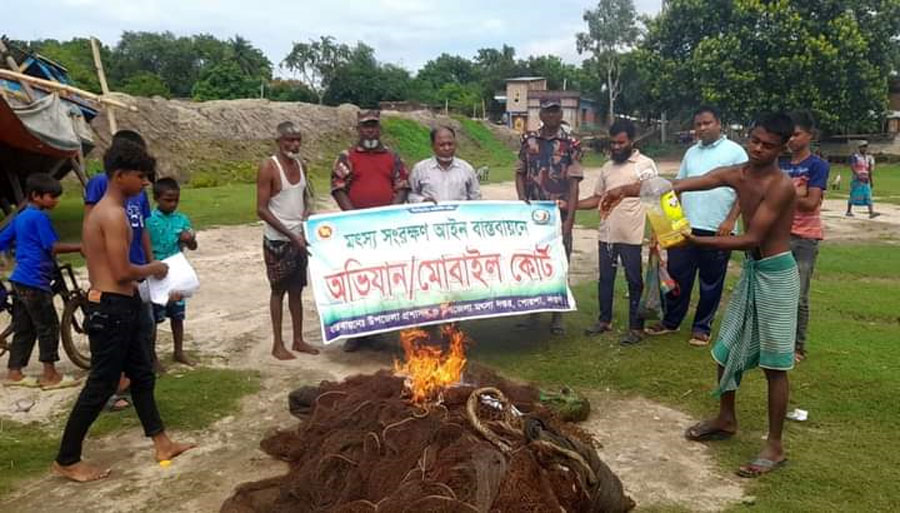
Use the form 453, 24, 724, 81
11, 0, 900, 134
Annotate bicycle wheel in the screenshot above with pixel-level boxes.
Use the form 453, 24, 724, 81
61, 294, 92, 369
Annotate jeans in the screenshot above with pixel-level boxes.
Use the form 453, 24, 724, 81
662, 229, 731, 336
8, 283, 60, 369
791, 236, 820, 354
597, 242, 644, 330
56, 292, 164, 466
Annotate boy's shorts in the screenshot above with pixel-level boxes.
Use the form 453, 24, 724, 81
153, 299, 186, 323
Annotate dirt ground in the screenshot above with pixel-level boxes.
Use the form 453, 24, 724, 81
4, 163, 898, 512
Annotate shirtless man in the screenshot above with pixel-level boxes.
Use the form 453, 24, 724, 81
257, 121, 319, 360
53, 140, 194, 482
602, 112, 799, 478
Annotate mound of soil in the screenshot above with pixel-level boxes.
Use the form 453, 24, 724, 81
221, 369, 634, 513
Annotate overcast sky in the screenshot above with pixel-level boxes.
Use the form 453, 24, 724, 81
7, 0, 662, 73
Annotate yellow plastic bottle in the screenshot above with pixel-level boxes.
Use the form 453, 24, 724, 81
640, 177, 691, 248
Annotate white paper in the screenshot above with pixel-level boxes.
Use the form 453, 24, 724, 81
147, 252, 200, 306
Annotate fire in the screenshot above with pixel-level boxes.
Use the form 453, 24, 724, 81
394, 324, 469, 404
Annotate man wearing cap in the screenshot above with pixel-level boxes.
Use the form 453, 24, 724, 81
515, 98, 582, 335
257, 121, 319, 360
846, 141, 878, 218
331, 110, 409, 351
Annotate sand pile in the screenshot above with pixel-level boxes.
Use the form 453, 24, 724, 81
220, 369, 634, 513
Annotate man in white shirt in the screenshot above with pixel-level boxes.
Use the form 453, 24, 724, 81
408, 126, 481, 203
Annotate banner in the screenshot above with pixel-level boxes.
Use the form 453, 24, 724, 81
305, 201, 576, 343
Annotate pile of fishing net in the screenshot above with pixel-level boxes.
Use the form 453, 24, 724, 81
221, 368, 635, 513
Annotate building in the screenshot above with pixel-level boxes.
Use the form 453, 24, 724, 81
498, 77, 598, 134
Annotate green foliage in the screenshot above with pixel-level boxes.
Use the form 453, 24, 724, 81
641, 0, 899, 133
380, 117, 433, 163
577, 0, 641, 122
121, 71, 171, 98
281, 36, 353, 104
267, 79, 318, 103
324, 44, 411, 108
24, 38, 105, 94
192, 60, 260, 101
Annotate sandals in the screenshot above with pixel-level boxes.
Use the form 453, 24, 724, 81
737, 458, 788, 478
583, 321, 612, 336
106, 395, 132, 412
3, 376, 41, 388
644, 323, 676, 336
685, 421, 735, 442
689, 332, 711, 347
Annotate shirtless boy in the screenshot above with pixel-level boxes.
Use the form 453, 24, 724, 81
602, 112, 799, 478
53, 140, 194, 482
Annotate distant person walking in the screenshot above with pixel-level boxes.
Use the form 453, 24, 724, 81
780, 111, 829, 362
645, 106, 746, 347
515, 98, 582, 335
846, 141, 878, 218
257, 121, 319, 360
408, 126, 481, 203
331, 110, 409, 351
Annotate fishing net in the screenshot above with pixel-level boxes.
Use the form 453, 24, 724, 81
222, 368, 635, 513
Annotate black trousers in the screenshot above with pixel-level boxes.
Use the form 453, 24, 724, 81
8, 283, 60, 369
662, 228, 731, 335
56, 292, 164, 466
597, 242, 644, 330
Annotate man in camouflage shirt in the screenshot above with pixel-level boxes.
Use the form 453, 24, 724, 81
515, 98, 583, 335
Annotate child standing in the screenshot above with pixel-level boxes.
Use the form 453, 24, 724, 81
146, 178, 197, 366
1, 174, 81, 388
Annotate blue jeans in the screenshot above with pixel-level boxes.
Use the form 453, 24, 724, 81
661, 229, 730, 336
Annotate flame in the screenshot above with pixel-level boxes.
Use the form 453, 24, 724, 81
394, 324, 469, 404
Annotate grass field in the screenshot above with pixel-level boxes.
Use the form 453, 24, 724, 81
466, 241, 900, 512
0, 367, 259, 497
825, 163, 900, 205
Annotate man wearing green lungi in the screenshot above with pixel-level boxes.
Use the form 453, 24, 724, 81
602, 112, 800, 478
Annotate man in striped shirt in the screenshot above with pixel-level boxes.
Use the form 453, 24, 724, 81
408, 126, 481, 203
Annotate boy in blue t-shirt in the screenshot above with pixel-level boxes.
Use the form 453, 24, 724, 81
1, 174, 82, 388
146, 178, 197, 366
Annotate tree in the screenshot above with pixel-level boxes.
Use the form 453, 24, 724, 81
577, 0, 641, 124
324, 43, 412, 107
24, 38, 106, 93
267, 79, 317, 103
121, 71, 171, 98
191, 60, 258, 101
416, 54, 479, 88
640, 0, 900, 133
282, 36, 352, 104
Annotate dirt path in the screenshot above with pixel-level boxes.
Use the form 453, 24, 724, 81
10, 162, 859, 513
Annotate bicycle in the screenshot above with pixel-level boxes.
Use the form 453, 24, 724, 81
0, 261, 91, 370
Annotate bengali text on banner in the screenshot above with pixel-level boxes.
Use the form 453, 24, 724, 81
305, 201, 576, 343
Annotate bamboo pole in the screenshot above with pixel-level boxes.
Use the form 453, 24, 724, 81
0, 69, 136, 111
0, 39, 35, 102
90, 37, 117, 134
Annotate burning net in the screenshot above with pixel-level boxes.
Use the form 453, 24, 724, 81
221, 327, 634, 513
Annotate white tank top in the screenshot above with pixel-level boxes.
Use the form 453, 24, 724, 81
264, 155, 306, 241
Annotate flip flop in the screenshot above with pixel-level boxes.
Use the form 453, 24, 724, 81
3, 376, 41, 388
41, 375, 82, 391
685, 421, 735, 442
105, 394, 132, 412
689, 333, 711, 347
737, 457, 787, 478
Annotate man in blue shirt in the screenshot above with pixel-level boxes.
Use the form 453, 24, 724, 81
1, 174, 81, 388
646, 106, 746, 346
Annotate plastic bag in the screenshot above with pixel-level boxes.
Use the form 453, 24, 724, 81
147, 252, 199, 305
